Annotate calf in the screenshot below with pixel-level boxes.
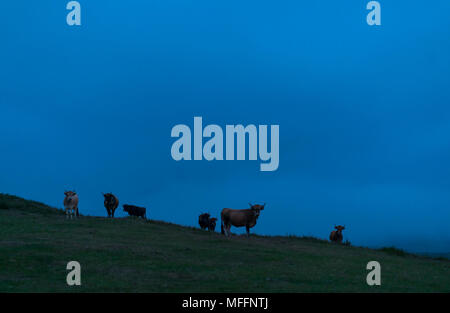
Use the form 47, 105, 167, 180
103, 193, 119, 218
123, 204, 147, 219
329, 225, 345, 243
208, 218, 218, 232
64, 191, 79, 219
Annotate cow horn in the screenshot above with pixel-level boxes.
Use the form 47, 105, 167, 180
248, 202, 253, 207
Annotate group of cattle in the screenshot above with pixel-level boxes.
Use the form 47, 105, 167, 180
199, 203, 346, 242
63, 191, 346, 242
63, 191, 147, 220
198, 203, 265, 237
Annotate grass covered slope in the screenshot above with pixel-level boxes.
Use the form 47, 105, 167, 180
0, 193, 449, 292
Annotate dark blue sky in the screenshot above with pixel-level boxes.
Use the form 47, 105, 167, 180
1, 1, 449, 252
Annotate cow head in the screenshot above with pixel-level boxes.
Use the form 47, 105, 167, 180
249, 203, 266, 218
64, 191, 76, 198
102, 193, 114, 203
334, 225, 345, 232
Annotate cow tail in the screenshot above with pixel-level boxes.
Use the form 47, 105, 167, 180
221, 220, 224, 234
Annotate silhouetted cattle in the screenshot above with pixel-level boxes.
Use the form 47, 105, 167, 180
199, 213, 218, 232
123, 204, 146, 219
221, 203, 265, 237
208, 218, 217, 232
103, 193, 119, 218
199, 213, 210, 230
64, 191, 79, 219
329, 225, 345, 243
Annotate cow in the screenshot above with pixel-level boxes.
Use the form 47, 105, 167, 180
63, 191, 79, 219
199, 213, 218, 232
123, 204, 147, 219
208, 218, 218, 232
103, 193, 119, 218
221, 203, 265, 237
198, 213, 210, 230
329, 225, 345, 243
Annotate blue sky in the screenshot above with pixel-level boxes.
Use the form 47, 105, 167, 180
1, 1, 450, 252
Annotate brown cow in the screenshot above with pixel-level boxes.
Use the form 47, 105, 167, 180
221, 203, 265, 237
64, 191, 79, 219
103, 193, 119, 218
329, 225, 345, 243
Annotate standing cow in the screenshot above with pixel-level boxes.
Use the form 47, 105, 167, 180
198, 213, 210, 230
123, 204, 147, 219
103, 193, 119, 218
64, 191, 79, 219
329, 225, 345, 243
221, 203, 265, 237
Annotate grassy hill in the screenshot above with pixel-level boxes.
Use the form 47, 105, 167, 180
0, 193, 449, 292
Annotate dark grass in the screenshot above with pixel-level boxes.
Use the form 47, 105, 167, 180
0, 193, 449, 292
378, 246, 411, 257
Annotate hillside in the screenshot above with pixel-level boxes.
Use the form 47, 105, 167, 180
0, 193, 448, 292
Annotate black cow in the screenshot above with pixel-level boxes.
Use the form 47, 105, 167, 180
199, 213, 210, 230
123, 204, 147, 219
103, 193, 119, 218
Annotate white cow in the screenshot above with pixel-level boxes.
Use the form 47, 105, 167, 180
64, 191, 79, 219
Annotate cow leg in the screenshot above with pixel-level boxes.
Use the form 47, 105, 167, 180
246, 225, 250, 237
65, 208, 69, 219
226, 225, 231, 237
223, 224, 228, 236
